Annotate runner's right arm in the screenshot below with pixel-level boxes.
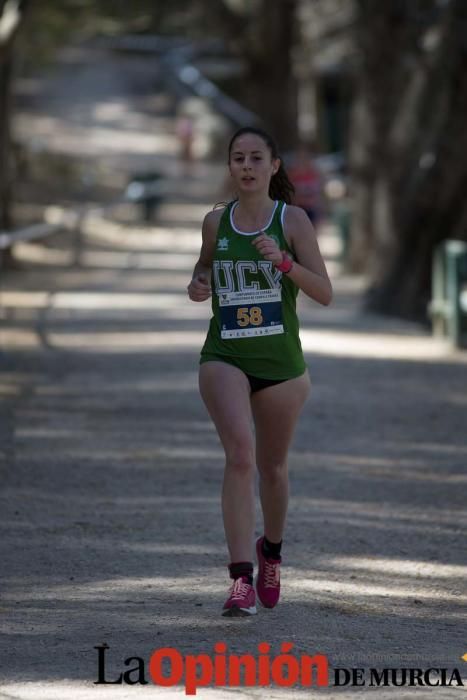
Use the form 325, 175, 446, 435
187, 209, 222, 302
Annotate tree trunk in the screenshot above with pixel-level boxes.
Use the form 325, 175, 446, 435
244, 0, 299, 150
201, 0, 299, 151
0, 49, 12, 231
347, 81, 376, 272
0, 0, 28, 260
350, 0, 467, 321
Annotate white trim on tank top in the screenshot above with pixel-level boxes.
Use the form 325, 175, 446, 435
281, 202, 287, 228
230, 200, 279, 236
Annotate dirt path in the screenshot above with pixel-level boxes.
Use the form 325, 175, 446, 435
1, 47, 466, 699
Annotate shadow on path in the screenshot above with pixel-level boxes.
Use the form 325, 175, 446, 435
1, 43, 466, 697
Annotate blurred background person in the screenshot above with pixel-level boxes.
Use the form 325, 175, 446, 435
288, 143, 322, 228
176, 113, 195, 164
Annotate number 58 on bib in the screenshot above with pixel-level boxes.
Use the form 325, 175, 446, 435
219, 289, 284, 339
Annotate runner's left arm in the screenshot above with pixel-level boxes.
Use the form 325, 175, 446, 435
282, 205, 332, 306
252, 206, 332, 306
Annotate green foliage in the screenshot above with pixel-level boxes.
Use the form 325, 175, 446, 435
14, 0, 204, 74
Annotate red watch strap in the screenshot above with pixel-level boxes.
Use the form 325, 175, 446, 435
275, 252, 293, 273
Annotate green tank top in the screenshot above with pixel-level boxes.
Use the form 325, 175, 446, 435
200, 200, 306, 380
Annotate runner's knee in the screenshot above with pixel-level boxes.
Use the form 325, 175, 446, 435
225, 443, 255, 476
257, 460, 288, 485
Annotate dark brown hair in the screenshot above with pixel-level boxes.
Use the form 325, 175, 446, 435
228, 126, 295, 204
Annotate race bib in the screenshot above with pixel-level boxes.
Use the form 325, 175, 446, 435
219, 288, 284, 339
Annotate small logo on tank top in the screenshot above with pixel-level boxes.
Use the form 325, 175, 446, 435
217, 237, 229, 251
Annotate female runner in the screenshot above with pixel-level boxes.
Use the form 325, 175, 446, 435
188, 126, 332, 616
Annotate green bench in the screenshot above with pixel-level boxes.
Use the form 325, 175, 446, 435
429, 239, 467, 348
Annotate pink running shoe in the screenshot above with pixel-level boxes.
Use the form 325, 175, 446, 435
256, 537, 281, 608
222, 576, 257, 617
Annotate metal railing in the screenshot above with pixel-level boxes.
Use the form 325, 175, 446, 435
0, 208, 83, 268
0, 222, 61, 251
103, 33, 260, 127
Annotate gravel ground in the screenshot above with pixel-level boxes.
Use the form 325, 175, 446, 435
1, 46, 466, 700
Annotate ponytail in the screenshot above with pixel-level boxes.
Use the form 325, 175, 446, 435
228, 126, 295, 204
269, 162, 295, 204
